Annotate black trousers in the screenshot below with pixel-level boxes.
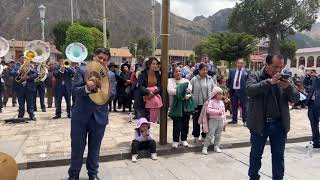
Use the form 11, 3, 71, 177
192, 105, 206, 138
172, 115, 190, 142
131, 140, 156, 155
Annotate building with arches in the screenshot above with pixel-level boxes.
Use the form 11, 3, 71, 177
288, 47, 320, 76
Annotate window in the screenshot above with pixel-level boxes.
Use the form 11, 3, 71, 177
307, 56, 315, 68
317, 56, 320, 68
298, 57, 305, 67
291, 57, 297, 68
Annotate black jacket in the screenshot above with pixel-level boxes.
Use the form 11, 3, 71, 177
246, 69, 299, 135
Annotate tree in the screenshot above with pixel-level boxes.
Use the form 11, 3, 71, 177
128, 38, 152, 62
229, 0, 320, 54
52, 21, 110, 52
64, 23, 95, 56
89, 27, 106, 49
52, 21, 71, 51
280, 40, 297, 61
188, 54, 196, 64
194, 32, 257, 66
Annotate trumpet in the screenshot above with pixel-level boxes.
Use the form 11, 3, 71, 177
15, 50, 37, 82
63, 59, 72, 68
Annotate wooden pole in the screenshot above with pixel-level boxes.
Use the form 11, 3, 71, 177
159, 0, 170, 145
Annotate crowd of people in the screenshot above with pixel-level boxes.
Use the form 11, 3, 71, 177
0, 51, 320, 180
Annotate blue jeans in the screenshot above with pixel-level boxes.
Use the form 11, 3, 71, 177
248, 121, 287, 180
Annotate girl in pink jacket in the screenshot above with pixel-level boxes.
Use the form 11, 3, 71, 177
200, 86, 226, 155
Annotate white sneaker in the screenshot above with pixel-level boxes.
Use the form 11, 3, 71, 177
214, 146, 222, 153
132, 154, 138, 162
202, 147, 208, 155
181, 141, 189, 147
151, 153, 158, 160
198, 136, 204, 142
172, 142, 179, 148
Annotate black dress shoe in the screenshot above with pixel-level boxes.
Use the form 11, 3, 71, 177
68, 177, 79, 180
34, 109, 37, 112
42, 109, 46, 112
52, 115, 61, 119
114, 109, 118, 112
228, 121, 238, 124
47, 106, 52, 108
89, 175, 101, 180
29, 116, 37, 121
67, 114, 71, 118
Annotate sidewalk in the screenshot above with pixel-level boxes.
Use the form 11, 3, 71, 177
17, 142, 320, 180
0, 100, 312, 169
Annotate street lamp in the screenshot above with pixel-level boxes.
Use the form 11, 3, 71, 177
11, 39, 15, 60
25, 17, 30, 41
38, 4, 46, 41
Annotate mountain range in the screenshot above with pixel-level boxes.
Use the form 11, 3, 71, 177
0, 0, 319, 49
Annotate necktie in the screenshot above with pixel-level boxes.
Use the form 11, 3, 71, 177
235, 69, 241, 87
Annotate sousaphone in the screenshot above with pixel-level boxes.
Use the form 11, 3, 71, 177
65, 42, 110, 105
25, 40, 50, 63
0, 37, 10, 58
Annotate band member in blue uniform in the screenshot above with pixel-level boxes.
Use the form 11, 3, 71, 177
10, 55, 37, 120
68, 48, 116, 180
53, 58, 75, 119
33, 63, 46, 112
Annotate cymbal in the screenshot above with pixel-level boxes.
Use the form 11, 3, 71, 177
0, 152, 18, 180
85, 61, 110, 105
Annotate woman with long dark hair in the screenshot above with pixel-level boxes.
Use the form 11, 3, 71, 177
136, 57, 162, 122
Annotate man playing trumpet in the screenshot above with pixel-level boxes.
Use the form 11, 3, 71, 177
68, 48, 116, 180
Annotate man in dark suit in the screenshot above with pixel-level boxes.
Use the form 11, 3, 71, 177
227, 58, 250, 126
3, 60, 17, 107
33, 63, 46, 112
306, 70, 320, 148
68, 48, 116, 180
10, 55, 37, 120
53, 58, 75, 119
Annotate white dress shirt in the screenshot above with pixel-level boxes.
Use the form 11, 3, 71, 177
233, 68, 242, 90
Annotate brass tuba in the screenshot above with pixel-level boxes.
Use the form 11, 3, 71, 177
34, 62, 48, 83
15, 50, 37, 82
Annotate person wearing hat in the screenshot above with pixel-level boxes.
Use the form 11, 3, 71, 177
10, 55, 37, 120
131, 117, 157, 162
68, 48, 116, 180
108, 62, 119, 112
118, 63, 134, 112
2, 60, 17, 108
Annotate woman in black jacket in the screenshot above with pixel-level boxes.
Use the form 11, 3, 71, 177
136, 57, 161, 121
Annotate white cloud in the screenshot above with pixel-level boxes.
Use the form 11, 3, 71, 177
156, 0, 238, 20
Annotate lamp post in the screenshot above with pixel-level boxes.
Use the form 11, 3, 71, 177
151, 0, 156, 56
11, 39, 15, 60
38, 4, 46, 41
25, 17, 30, 41
71, 0, 74, 24
102, 0, 107, 48
134, 43, 138, 66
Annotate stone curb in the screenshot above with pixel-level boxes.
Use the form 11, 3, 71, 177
17, 136, 311, 170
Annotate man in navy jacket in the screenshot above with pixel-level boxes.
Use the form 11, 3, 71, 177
68, 48, 116, 180
227, 58, 250, 126
10, 55, 37, 120
306, 71, 320, 148
53, 58, 75, 119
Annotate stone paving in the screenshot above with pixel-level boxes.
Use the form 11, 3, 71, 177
17, 142, 320, 180
0, 99, 312, 166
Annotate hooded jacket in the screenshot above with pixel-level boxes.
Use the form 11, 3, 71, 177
198, 86, 226, 133
134, 118, 153, 142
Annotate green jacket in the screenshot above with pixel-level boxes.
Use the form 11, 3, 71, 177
169, 82, 196, 118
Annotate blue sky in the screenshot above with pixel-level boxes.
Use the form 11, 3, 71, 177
156, 0, 238, 20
